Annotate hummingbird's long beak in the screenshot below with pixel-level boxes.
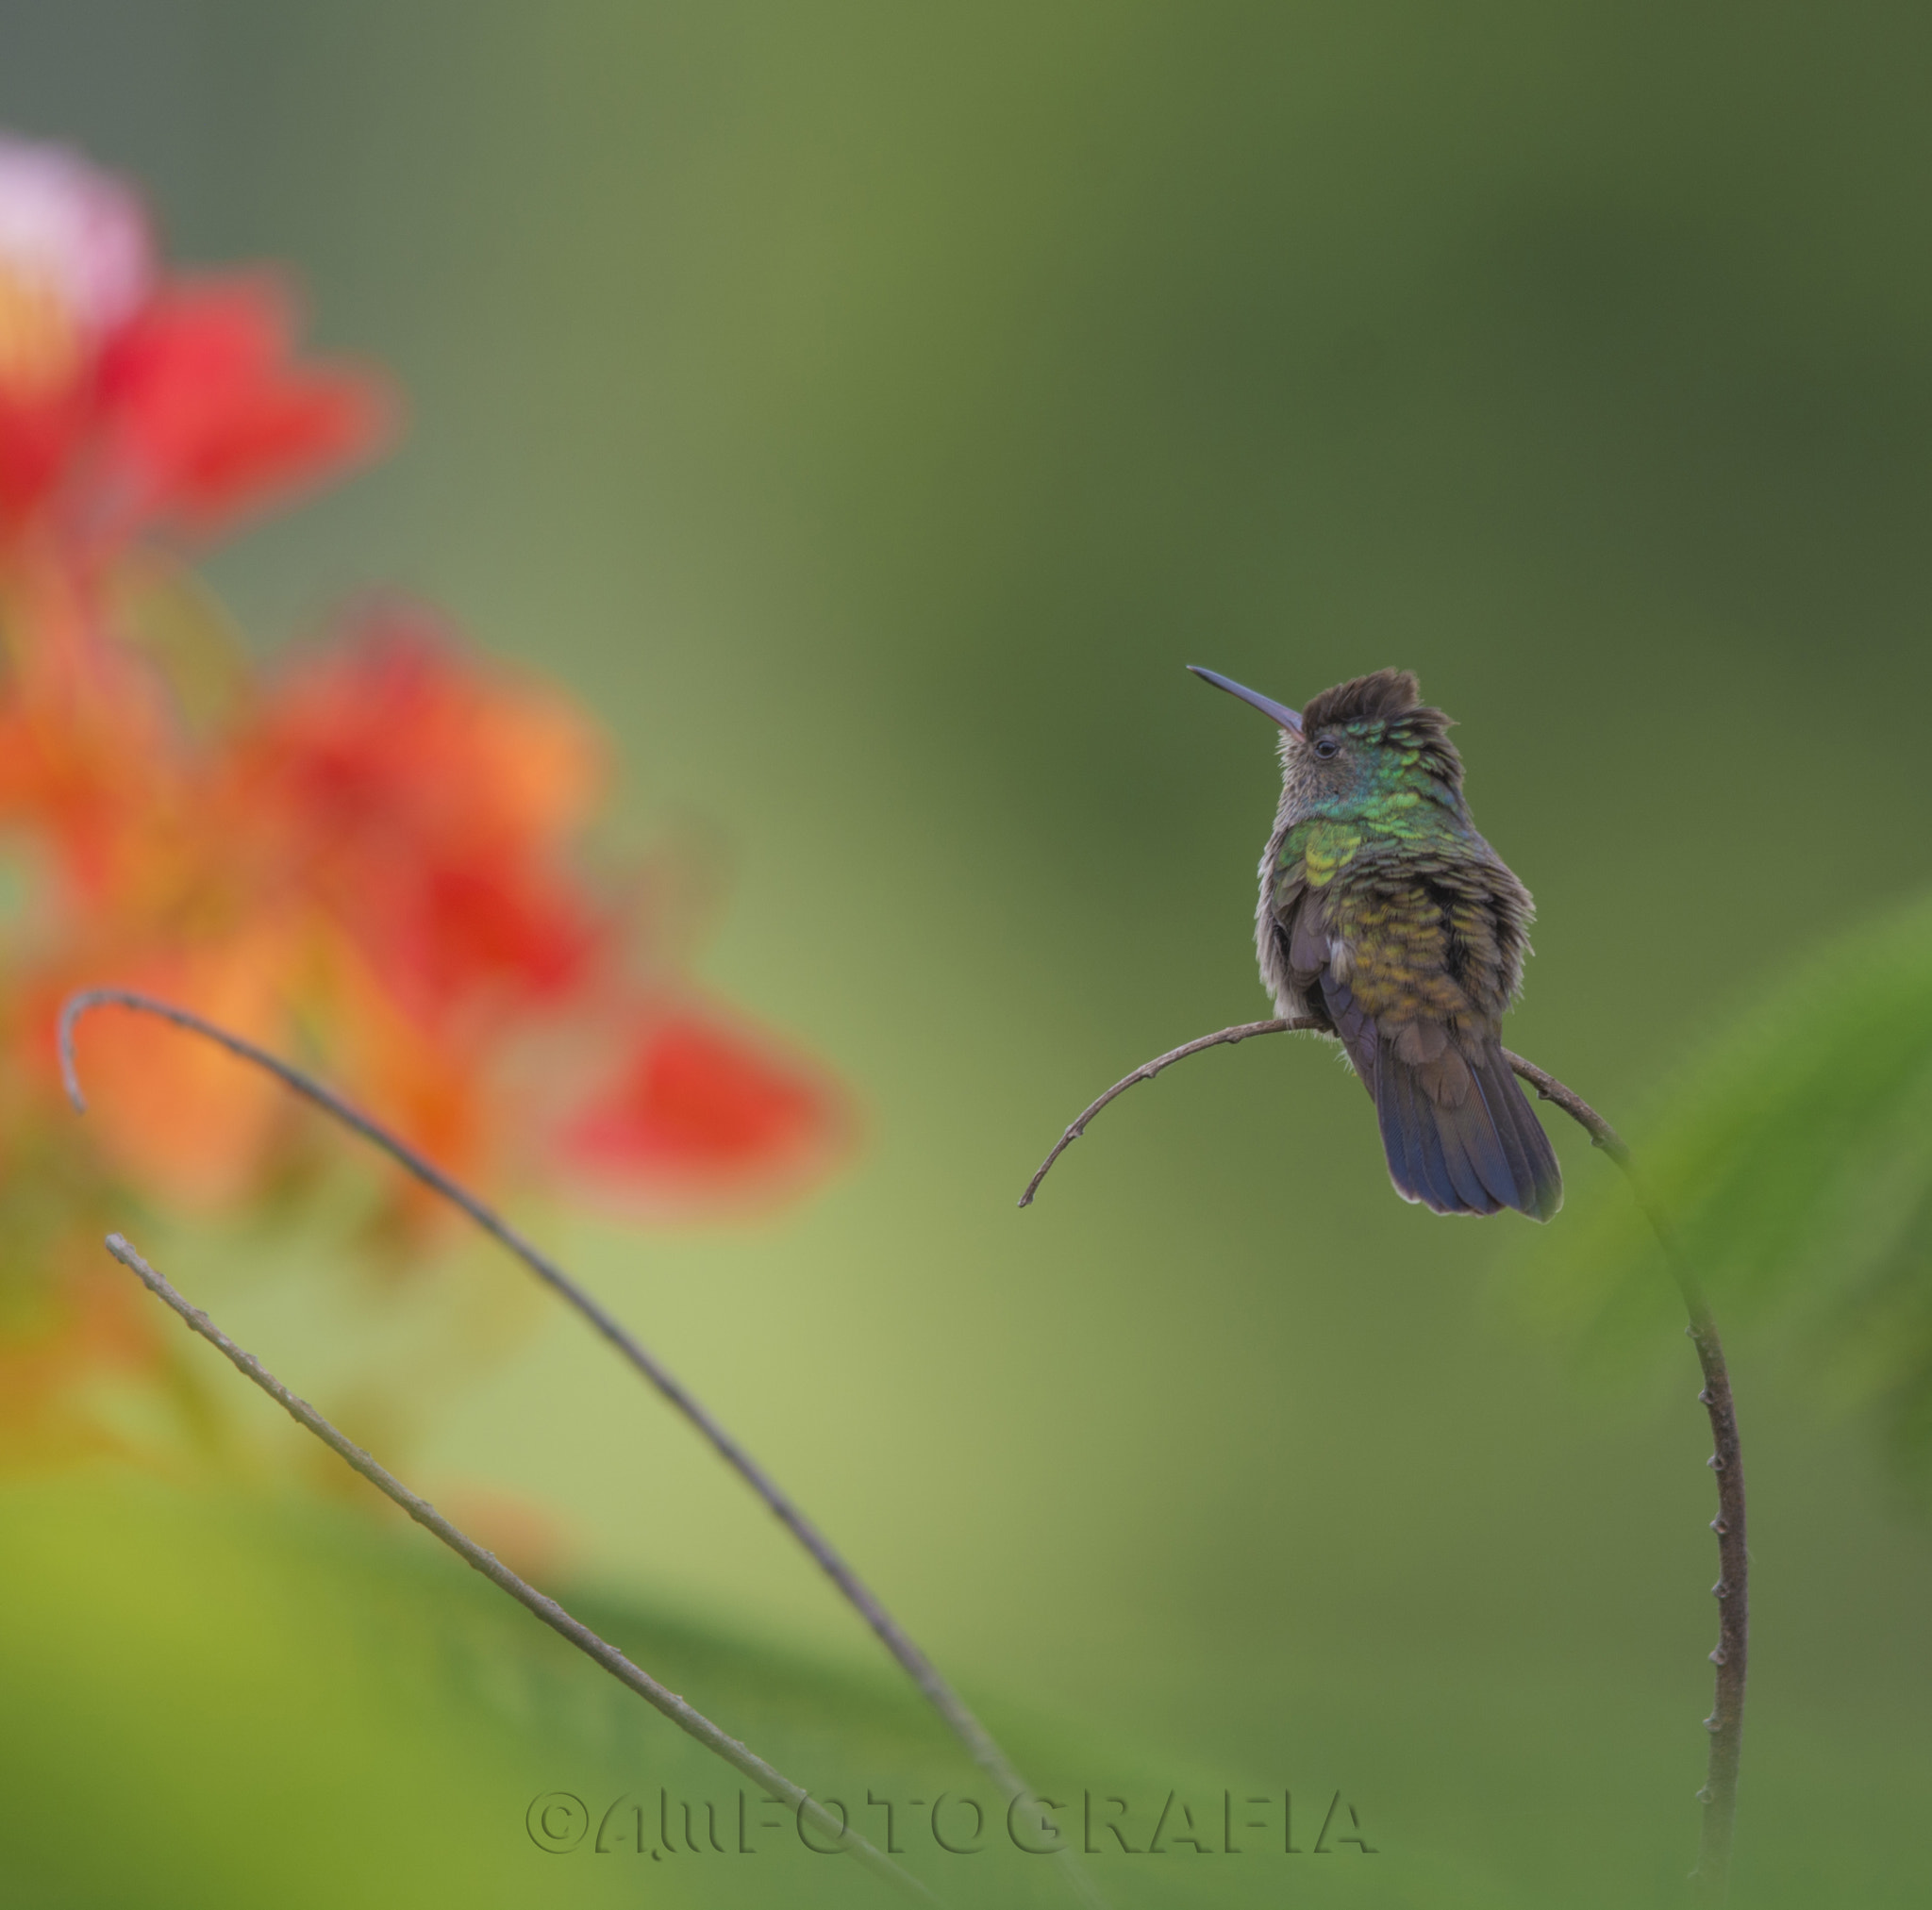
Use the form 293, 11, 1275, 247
1187, 666, 1303, 733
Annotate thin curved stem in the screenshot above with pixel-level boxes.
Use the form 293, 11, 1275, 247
1017, 1018, 1323, 1207
1507, 1051, 1745, 1902
62, 988, 1106, 1910
102, 1231, 929, 1903
1023, 1018, 1746, 1900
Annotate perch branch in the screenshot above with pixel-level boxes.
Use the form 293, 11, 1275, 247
62, 988, 1106, 1910
1022, 1018, 1747, 1901
102, 1231, 928, 1903
1507, 1052, 1746, 1902
1017, 1018, 1324, 1207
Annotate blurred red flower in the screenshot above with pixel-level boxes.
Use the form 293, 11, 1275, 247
561, 1004, 853, 1211
0, 135, 853, 1462
0, 136, 387, 546
96, 274, 388, 540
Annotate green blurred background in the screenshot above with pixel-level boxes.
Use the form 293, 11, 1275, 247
4, 3, 1931, 1903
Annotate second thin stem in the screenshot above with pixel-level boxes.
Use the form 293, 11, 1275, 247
60, 988, 1107, 1910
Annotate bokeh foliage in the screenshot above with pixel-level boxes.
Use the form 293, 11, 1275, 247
1520, 888, 1932, 1483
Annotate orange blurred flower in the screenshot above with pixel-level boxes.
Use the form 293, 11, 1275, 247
0, 135, 852, 1463
226, 609, 608, 1024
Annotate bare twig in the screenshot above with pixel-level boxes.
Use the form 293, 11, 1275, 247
1017, 1018, 1323, 1207
61, 988, 1107, 1910
1507, 1052, 1745, 1903
101, 1230, 930, 1903
1024, 1018, 1747, 1900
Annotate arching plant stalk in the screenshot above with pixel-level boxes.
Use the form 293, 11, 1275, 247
102, 1231, 929, 1902
62, 988, 1107, 1910
1021, 1017, 1746, 1902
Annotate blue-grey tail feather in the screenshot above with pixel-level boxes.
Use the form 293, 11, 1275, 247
1375, 1036, 1561, 1221
1436, 1100, 1506, 1214
1319, 970, 1558, 1221
1476, 1048, 1564, 1221
1384, 1059, 1451, 1212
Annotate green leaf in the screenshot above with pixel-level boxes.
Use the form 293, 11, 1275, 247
0, 1470, 1500, 1909
1515, 888, 1932, 1473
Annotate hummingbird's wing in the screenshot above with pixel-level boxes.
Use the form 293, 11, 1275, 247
1296, 855, 1561, 1221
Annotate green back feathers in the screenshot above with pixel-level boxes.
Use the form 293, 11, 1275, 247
1286, 818, 1365, 887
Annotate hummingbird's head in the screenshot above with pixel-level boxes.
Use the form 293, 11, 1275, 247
1188, 665, 1465, 825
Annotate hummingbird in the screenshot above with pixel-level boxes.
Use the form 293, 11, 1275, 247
1190, 664, 1561, 1221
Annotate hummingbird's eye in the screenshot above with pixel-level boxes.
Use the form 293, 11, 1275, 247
1312, 735, 1341, 761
